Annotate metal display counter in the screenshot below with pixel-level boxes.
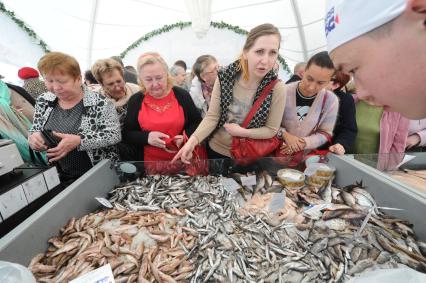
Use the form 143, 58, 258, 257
401, 152, 426, 170
328, 154, 426, 240
0, 160, 119, 265
0, 165, 62, 238
349, 152, 426, 198
0, 156, 425, 266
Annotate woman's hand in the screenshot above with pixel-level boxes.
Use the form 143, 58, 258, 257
46, 132, 81, 162
148, 131, 169, 148
329, 143, 345, 155
28, 132, 48, 152
281, 132, 304, 153
173, 135, 184, 148
171, 136, 198, 164
406, 134, 421, 149
164, 135, 185, 154
223, 123, 248, 137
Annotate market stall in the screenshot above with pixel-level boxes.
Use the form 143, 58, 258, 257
0, 156, 425, 282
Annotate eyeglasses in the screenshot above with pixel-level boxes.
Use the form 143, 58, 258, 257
104, 80, 124, 88
202, 65, 219, 76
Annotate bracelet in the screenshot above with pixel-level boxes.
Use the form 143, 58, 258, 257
277, 128, 286, 139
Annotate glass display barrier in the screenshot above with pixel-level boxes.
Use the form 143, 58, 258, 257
114, 155, 326, 181
350, 152, 426, 196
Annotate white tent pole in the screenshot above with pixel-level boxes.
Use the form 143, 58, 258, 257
86, 0, 99, 70
290, 0, 308, 62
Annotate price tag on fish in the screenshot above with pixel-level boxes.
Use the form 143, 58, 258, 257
222, 178, 241, 193
268, 193, 286, 213
70, 264, 115, 283
95, 197, 113, 209
240, 175, 257, 187
304, 203, 331, 219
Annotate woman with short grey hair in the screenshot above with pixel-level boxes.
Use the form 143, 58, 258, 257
169, 65, 188, 91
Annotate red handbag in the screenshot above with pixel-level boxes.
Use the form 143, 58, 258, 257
275, 92, 331, 167
183, 132, 209, 176
231, 80, 281, 165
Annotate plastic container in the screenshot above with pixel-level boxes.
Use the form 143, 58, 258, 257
277, 168, 305, 188
304, 163, 335, 186
0, 261, 36, 283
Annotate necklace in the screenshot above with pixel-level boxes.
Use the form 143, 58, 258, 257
145, 101, 172, 113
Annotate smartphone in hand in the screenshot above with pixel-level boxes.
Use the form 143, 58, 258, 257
41, 129, 59, 148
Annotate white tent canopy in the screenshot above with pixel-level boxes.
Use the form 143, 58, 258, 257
0, 0, 327, 80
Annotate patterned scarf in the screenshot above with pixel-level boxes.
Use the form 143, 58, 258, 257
201, 81, 213, 103
216, 60, 277, 129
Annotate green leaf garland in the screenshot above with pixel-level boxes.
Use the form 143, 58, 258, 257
0, 1, 50, 53
0, 4, 290, 73
120, 21, 290, 73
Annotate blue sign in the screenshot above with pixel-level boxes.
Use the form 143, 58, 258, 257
325, 7, 336, 36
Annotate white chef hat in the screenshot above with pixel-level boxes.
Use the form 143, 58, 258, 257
325, 0, 407, 52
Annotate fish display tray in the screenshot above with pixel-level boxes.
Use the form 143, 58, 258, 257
0, 155, 425, 267
329, 154, 426, 240
350, 152, 426, 197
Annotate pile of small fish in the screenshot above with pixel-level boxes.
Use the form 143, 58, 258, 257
106, 174, 426, 282
29, 209, 195, 282
285, 180, 426, 280
29, 172, 426, 282
108, 175, 224, 212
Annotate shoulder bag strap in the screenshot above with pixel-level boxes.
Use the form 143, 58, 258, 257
241, 79, 278, 128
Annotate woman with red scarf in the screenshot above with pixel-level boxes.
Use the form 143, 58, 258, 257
122, 53, 201, 173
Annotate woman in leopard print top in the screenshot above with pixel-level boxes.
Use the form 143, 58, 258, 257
29, 52, 121, 181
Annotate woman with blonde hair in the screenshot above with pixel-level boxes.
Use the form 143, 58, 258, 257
91, 58, 139, 124
173, 24, 286, 167
122, 52, 201, 171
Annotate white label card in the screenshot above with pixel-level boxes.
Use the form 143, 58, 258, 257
304, 203, 331, 216
43, 166, 61, 190
70, 264, 115, 283
396, 154, 416, 169
241, 175, 257, 186
0, 185, 28, 219
22, 174, 48, 203
95, 197, 113, 209
235, 193, 246, 207
222, 178, 241, 193
268, 193, 286, 213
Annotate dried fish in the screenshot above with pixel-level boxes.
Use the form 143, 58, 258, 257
30, 209, 193, 282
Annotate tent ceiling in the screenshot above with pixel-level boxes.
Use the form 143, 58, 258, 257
1, 0, 326, 72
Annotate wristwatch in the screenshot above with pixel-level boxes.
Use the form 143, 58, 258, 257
277, 128, 285, 139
